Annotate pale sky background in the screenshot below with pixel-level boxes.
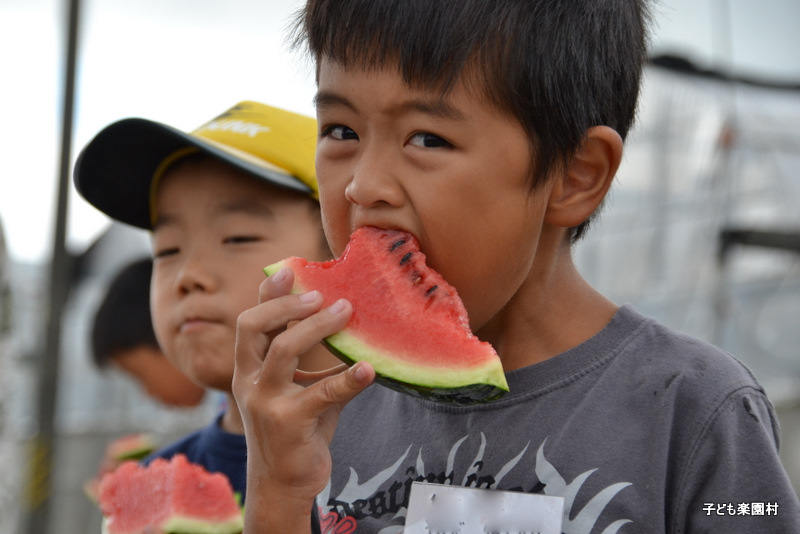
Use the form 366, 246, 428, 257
1, 0, 799, 265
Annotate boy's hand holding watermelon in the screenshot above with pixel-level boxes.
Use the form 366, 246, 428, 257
234, 225, 511, 530
233, 266, 372, 531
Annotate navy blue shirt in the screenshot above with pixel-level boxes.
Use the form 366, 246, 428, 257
143, 412, 247, 500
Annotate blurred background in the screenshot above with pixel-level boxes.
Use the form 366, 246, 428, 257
0, 0, 798, 532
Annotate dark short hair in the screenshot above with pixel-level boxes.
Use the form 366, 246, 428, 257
292, 0, 652, 241
91, 257, 159, 368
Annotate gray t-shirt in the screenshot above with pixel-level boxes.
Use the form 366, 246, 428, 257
315, 305, 800, 533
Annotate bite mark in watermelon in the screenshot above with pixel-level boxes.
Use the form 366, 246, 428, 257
264, 226, 509, 405
98, 454, 243, 534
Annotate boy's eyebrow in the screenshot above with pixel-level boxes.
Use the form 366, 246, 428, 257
314, 91, 466, 121
216, 200, 277, 219
152, 200, 275, 231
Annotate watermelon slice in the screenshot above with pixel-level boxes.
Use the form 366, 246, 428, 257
264, 226, 509, 405
85, 434, 159, 503
98, 454, 243, 534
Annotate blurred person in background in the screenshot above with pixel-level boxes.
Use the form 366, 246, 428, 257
91, 256, 205, 407
73, 101, 338, 503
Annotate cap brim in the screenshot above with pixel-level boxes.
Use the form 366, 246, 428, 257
73, 118, 313, 229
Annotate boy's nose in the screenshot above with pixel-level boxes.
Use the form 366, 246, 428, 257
345, 145, 405, 208
174, 250, 218, 295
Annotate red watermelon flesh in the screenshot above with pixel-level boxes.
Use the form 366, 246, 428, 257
98, 454, 243, 534
84, 434, 158, 504
264, 226, 509, 405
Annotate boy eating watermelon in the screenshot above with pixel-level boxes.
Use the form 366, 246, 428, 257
73, 101, 338, 502
232, 1, 800, 533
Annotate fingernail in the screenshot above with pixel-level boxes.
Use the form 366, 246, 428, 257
299, 290, 320, 303
271, 267, 290, 283
350, 362, 367, 381
327, 298, 348, 314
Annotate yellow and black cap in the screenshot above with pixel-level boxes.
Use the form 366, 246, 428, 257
74, 101, 318, 230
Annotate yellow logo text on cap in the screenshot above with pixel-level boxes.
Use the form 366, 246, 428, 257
192, 101, 318, 196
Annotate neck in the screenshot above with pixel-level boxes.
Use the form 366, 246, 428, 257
476, 235, 617, 372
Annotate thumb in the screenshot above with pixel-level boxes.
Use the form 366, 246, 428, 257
308, 361, 376, 414
347, 361, 375, 389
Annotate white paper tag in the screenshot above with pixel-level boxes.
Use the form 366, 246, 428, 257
404, 482, 564, 534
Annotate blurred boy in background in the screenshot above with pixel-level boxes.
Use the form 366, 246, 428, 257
74, 101, 337, 500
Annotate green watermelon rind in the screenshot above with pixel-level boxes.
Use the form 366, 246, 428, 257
109, 434, 157, 461
101, 514, 243, 534
324, 330, 508, 405
324, 337, 507, 405
113, 446, 153, 461
265, 260, 509, 406
114, 444, 156, 462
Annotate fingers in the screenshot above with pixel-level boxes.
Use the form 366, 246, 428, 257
258, 295, 352, 386
235, 268, 320, 373
234, 291, 324, 380
293, 364, 350, 387
235, 264, 375, 427
235, 266, 355, 386
307, 361, 375, 414
259, 266, 295, 303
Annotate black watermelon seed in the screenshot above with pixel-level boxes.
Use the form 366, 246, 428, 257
425, 285, 438, 296
399, 252, 413, 265
390, 239, 407, 251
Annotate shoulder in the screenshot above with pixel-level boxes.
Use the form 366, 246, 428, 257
597, 305, 777, 443
614, 305, 764, 397
605, 309, 799, 525
613, 306, 782, 450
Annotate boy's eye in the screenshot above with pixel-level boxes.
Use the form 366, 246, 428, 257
224, 236, 260, 245
154, 247, 179, 259
321, 124, 358, 141
408, 132, 451, 148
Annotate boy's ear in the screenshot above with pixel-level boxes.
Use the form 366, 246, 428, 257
545, 126, 623, 228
